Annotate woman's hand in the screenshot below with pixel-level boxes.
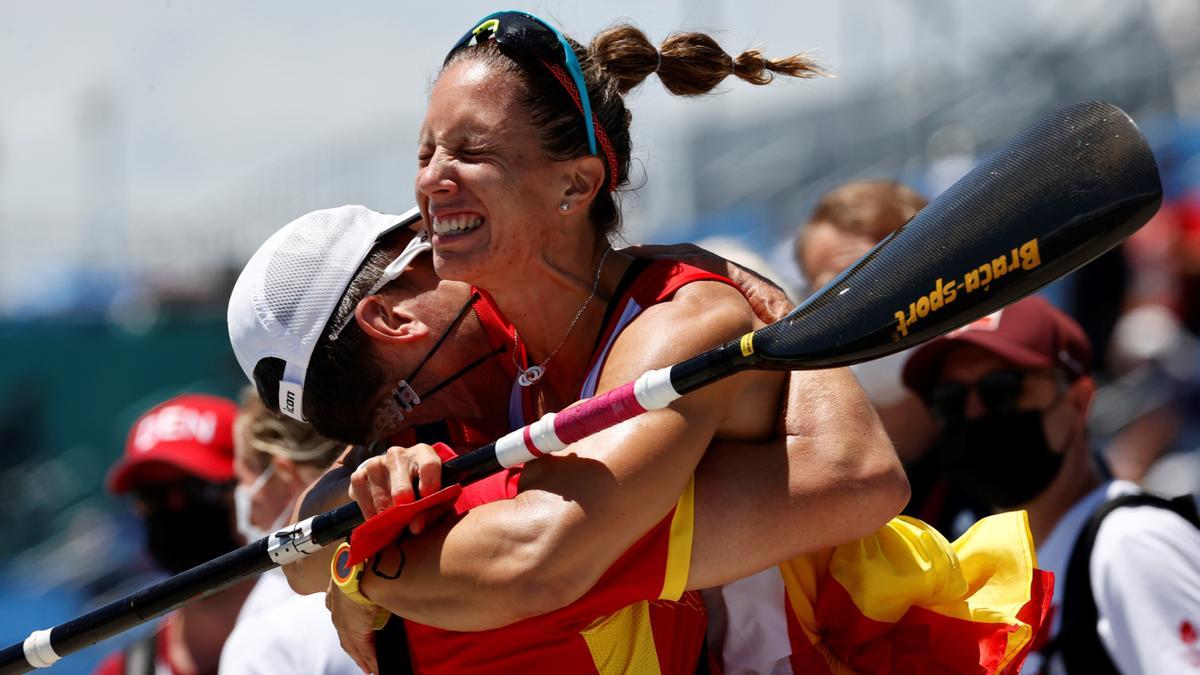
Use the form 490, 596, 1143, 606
349, 443, 444, 533
326, 579, 389, 675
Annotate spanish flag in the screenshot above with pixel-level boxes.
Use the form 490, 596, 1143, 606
778, 512, 1052, 674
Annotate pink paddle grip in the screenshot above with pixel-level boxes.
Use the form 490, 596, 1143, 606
553, 381, 647, 445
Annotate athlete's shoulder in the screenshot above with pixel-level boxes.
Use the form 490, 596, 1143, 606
597, 281, 752, 390
629, 258, 737, 305
643, 272, 754, 335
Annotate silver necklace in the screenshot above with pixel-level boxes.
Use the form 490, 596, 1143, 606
513, 246, 612, 387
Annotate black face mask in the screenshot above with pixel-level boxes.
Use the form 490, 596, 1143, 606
935, 408, 1067, 509
142, 497, 241, 575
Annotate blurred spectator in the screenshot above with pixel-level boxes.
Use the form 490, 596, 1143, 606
902, 296, 1200, 675
793, 179, 933, 461
794, 179, 926, 290
218, 389, 359, 675
1172, 195, 1200, 334
793, 179, 978, 533
1096, 304, 1192, 484
1093, 199, 1200, 486
96, 394, 252, 675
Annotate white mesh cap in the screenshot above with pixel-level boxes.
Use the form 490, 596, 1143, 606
227, 205, 425, 421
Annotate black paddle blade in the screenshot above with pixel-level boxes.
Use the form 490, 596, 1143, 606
752, 100, 1162, 368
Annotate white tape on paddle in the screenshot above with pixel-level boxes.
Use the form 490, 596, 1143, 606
634, 367, 679, 411
23, 628, 58, 669
494, 429, 532, 468
494, 412, 560, 468
527, 413, 566, 455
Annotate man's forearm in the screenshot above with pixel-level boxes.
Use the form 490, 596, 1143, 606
777, 366, 909, 538
688, 367, 908, 589
284, 465, 357, 594
359, 489, 582, 630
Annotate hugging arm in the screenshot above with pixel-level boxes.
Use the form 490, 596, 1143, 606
351, 364, 906, 629
687, 366, 907, 589
354, 281, 906, 630
357, 281, 762, 630
628, 242, 908, 585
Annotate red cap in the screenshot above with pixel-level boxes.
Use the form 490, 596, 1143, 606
107, 394, 239, 494
902, 296, 1092, 397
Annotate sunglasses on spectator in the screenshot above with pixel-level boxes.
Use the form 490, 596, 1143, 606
928, 369, 1067, 420
132, 477, 234, 512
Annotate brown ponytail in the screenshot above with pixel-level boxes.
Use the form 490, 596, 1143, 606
589, 25, 825, 96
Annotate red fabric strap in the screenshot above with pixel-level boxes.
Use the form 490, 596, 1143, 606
348, 482, 464, 566
541, 60, 620, 192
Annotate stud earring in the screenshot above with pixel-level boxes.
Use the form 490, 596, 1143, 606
559, 201, 570, 213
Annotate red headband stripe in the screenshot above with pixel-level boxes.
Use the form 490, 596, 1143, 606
542, 61, 620, 192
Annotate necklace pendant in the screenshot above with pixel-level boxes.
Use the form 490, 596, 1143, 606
517, 365, 545, 387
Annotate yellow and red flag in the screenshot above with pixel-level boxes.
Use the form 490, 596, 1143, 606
780, 512, 1052, 674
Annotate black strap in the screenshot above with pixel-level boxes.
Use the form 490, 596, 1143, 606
1047, 492, 1199, 674
694, 628, 713, 675
122, 630, 157, 675
374, 618, 414, 675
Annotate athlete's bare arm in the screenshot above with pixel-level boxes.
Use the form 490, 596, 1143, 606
290, 261, 904, 610
688, 366, 902, 589
355, 281, 758, 628
283, 448, 363, 595
286, 371, 904, 599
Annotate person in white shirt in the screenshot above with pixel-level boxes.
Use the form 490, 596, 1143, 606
901, 295, 1200, 674
218, 390, 361, 675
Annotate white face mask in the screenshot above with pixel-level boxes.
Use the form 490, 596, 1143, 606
234, 463, 293, 542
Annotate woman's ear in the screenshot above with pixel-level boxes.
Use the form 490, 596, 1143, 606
354, 294, 431, 344
559, 155, 607, 213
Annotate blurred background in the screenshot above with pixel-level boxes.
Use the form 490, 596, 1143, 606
2, 0, 1199, 671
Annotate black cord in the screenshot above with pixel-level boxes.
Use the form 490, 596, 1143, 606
370, 539, 407, 580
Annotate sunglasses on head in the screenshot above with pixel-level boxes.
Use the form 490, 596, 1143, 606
444, 11, 618, 191
446, 11, 597, 155
928, 370, 1029, 420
